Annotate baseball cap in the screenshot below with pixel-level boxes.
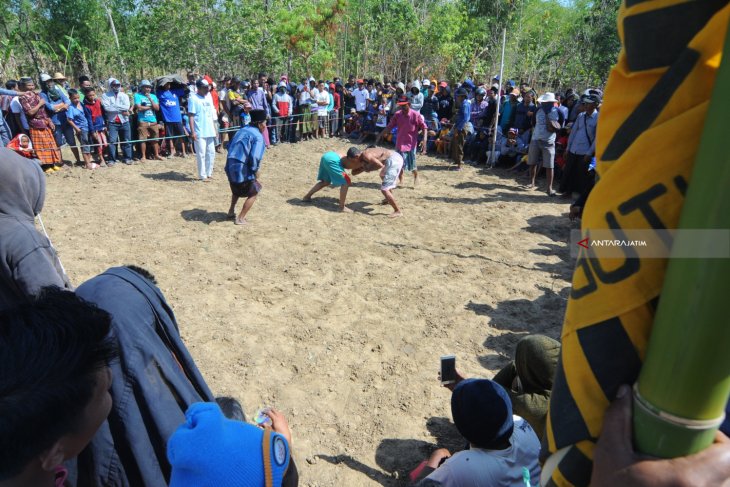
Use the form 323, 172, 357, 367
422, 79, 430, 86
396, 95, 410, 106
195, 79, 210, 88
168, 403, 290, 487
139, 79, 152, 87
40, 73, 52, 82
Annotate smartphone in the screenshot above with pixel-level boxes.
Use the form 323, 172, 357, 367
440, 355, 456, 385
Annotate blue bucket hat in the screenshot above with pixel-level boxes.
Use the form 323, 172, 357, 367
451, 379, 514, 449
168, 403, 291, 487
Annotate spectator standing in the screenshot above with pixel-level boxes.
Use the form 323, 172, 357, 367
52, 72, 69, 97
499, 88, 520, 134
436, 82, 453, 121
133, 80, 162, 162
247, 79, 271, 146
40, 73, 78, 165
77, 75, 92, 102
158, 81, 187, 158
408, 86, 424, 113
527, 92, 560, 195
82, 88, 107, 166
334, 83, 344, 136
421, 83, 439, 131
188, 79, 217, 181
377, 95, 427, 186
560, 94, 599, 196
315, 83, 330, 139
352, 79, 369, 114
66, 89, 96, 169
451, 88, 471, 171
513, 91, 536, 141
308, 79, 320, 139
329, 82, 340, 137
101, 78, 133, 165
272, 82, 293, 144
9, 80, 29, 138
298, 84, 313, 140
19, 78, 62, 172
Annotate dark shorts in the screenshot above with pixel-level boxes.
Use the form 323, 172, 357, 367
230, 179, 261, 198
165, 122, 185, 138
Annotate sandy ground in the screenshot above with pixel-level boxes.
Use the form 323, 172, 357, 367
46, 138, 574, 486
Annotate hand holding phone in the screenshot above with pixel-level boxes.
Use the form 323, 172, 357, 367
440, 355, 456, 385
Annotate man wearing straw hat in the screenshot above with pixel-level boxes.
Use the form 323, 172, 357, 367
527, 92, 560, 196
52, 72, 69, 97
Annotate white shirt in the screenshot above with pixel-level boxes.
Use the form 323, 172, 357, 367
310, 88, 320, 113
10, 97, 29, 130
423, 416, 541, 487
353, 88, 369, 112
316, 90, 330, 115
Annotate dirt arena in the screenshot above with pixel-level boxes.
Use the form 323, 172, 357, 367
46, 139, 574, 486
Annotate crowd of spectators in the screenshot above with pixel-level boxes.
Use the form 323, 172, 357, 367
1, 71, 599, 205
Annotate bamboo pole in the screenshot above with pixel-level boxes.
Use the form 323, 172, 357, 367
489, 28, 507, 168
633, 22, 730, 458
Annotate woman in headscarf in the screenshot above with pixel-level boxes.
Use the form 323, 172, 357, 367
18, 77, 62, 172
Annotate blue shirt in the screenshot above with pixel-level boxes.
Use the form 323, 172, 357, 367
566, 110, 598, 155
158, 89, 183, 123
40, 90, 71, 125
454, 99, 471, 131
533, 105, 559, 142
225, 125, 265, 183
67, 103, 88, 131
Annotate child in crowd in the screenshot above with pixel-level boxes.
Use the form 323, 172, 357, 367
83, 87, 107, 166
434, 120, 452, 156
66, 89, 96, 169
6, 133, 37, 160
181, 107, 193, 155
0, 289, 118, 487
345, 108, 360, 136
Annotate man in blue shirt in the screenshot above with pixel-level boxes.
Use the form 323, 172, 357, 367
225, 109, 267, 226
451, 88, 471, 171
158, 81, 186, 157
560, 94, 599, 196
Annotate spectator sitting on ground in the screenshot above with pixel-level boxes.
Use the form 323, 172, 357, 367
445, 335, 560, 441
411, 379, 541, 486
434, 120, 452, 156
498, 127, 527, 168
168, 401, 298, 487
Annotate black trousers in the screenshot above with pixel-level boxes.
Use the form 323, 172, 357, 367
560, 151, 591, 195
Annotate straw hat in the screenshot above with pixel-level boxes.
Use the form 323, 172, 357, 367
52, 72, 66, 81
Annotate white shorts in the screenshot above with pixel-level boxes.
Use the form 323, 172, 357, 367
380, 152, 404, 191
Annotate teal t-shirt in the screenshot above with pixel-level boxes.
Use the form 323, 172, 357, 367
134, 93, 159, 123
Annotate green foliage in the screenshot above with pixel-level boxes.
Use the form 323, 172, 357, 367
0, 0, 620, 89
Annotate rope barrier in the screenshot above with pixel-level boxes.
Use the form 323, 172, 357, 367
23, 111, 351, 152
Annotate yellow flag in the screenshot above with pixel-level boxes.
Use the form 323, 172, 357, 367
545, 1, 730, 485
